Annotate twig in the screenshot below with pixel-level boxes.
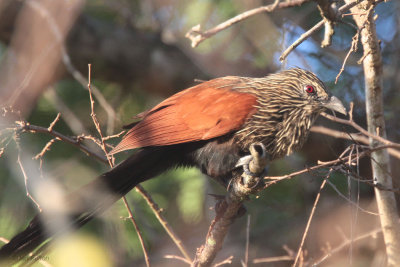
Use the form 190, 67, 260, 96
34, 113, 62, 160
185, 0, 310, 47
320, 112, 400, 151
63, 49, 117, 135
214, 255, 234, 267
311, 226, 383, 266
325, 179, 379, 216
310, 125, 400, 159
335, 4, 374, 83
121, 197, 150, 267
292, 170, 331, 267
16, 142, 42, 212
253, 255, 294, 264
164, 254, 192, 265
25, 0, 117, 135
316, 0, 338, 47
48, 113, 60, 132
335, 30, 360, 83
12, 119, 190, 263
279, 0, 364, 61
263, 144, 394, 185
87, 64, 150, 267
242, 215, 250, 267
135, 185, 192, 262
34, 138, 58, 160
15, 121, 108, 164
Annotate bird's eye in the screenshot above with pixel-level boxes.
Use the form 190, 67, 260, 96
304, 85, 315, 94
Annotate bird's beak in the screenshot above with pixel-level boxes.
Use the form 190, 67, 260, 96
323, 96, 347, 115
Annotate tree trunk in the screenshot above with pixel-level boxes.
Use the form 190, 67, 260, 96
346, 1, 400, 266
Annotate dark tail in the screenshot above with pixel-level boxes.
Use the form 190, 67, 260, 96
0, 146, 185, 264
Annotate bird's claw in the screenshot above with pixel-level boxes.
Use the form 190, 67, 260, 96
235, 143, 269, 177
235, 143, 269, 189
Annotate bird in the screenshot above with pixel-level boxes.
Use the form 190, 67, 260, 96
0, 68, 346, 263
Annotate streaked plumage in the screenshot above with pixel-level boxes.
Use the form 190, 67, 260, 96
0, 68, 346, 263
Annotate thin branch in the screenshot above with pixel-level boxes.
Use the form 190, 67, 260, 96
164, 254, 192, 265
135, 185, 192, 262
185, 0, 310, 47
242, 215, 250, 267
253, 255, 294, 264
311, 226, 383, 266
16, 152, 42, 212
320, 112, 400, 151
293, 170, 331, 267
325, 179, 379, 216
25, 0, 117, 135
87, 64, 150, 267
279, 0, 368, 61
213, 255, 234, 267
11, 119, 190, 263
15, 121, 108, 164
263, 144, 395, 186
316, 0, 338, 48
310, 125, 400, 159
335, 30, 360, 83
121, 197, 150, 267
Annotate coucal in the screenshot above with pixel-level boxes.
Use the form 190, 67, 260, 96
0, 68, 346, 263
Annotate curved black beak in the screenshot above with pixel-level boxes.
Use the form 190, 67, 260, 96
323, 96, 347, 115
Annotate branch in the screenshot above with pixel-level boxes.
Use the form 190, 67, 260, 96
135, 185, 192, 262
10, 118, 191, 263
87, 64, 151, 266
279, 0, 369, 61
293, 170, 331, 267
311, 226, 383, 265
345, 0, 400, 265
263, 144, 398, 186
192, 143, 269, 266
185, 0, 311, 48
316, 0, 338, 47
320, 112, 400, 152
14, 121, 108, 163
310, 125, 400, 159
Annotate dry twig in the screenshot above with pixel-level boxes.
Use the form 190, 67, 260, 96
185, 0, 310, 47
279, 0, 371, 61
292, 170, 331, 267
87, 64, 150, 267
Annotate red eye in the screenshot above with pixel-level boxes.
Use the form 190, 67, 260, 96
304, 85, 315, 94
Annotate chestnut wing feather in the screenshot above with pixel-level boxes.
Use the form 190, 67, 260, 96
110, 77, 257, 154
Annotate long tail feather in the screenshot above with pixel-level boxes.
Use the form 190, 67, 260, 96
0, 146, 183, 263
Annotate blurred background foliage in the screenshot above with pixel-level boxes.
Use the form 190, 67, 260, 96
0, 0, 399, 266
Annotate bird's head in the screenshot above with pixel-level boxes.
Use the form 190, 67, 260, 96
278, 68, 347, 115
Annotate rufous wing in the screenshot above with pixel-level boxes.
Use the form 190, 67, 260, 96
110, 77, 257, 154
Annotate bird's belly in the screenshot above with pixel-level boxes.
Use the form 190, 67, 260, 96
190, 137, 242, 185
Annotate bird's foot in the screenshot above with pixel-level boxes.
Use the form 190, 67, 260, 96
235, 143, 269, 189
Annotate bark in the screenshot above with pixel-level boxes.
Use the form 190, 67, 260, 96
346, 0, 400, 265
